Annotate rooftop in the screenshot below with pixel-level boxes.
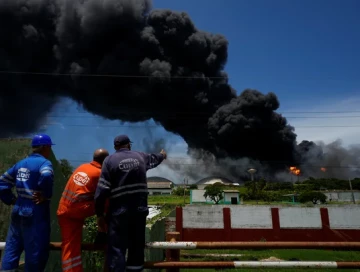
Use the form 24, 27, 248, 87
196, 176, 235, 185
148, 181, 173, 189
147, 176, 173, 183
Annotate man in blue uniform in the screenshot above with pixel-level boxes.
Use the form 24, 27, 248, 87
0, 134, 55, 272
95, 135, 167, 272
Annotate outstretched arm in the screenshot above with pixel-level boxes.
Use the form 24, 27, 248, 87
0, 165, 17, 205
142, 149, 167, 171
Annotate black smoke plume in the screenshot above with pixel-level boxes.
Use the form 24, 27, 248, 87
141, 123, 170, 154
0, 0, 357, 179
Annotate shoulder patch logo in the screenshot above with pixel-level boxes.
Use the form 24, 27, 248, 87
119, 158, 140, 172
73, 172, 90, 186
17, 168, 30, 182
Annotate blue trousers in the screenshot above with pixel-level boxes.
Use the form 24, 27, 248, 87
1, 212, 50, 272
107, 208, 148, 272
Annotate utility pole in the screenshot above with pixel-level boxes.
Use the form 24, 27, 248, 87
349, 178, 356, 204
183, 177, 188, 204
247, 168, 257, 204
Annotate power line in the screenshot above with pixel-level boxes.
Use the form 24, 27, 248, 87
64, 156, 360, 164
0, 70, 356, 82
64, 159, 360, 169
52, 109, 360, 114
0, 70, 226, 79
44, 114, 360, 119
42, 123, 360, 128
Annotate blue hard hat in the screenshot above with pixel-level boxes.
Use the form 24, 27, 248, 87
31, 134, 55, 147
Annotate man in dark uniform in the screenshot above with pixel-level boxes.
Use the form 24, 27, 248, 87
94, 135, 166, 272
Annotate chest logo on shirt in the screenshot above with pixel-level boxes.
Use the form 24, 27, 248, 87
119, 158, 140, 172
17, 168, 30, 182
73, 172, 90, 186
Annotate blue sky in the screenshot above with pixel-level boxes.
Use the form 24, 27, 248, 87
43, 0, 360, 182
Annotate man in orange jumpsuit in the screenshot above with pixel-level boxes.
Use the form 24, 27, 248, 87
57, 148, 109, 272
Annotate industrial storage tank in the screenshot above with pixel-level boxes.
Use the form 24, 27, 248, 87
195, 176, 238, 189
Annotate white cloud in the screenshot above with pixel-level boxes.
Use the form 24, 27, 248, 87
282, 95, 360, 147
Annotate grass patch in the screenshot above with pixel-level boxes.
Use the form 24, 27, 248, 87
148, 195, 190, 205
148, 195, 358, 207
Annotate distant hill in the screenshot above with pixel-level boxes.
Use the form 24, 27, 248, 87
0, 138, 67, 271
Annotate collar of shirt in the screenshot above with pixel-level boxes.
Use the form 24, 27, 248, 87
29, 153, 45, 159
90, 161, 101, 169
116, 148, 129, 152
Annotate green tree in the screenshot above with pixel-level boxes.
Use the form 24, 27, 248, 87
245, 178, 266, 203
265, 182, 294, 191
189, 184, 198, 189
58, 159, 74, 180
298, 191, 327, 204
261, 191, 283, 203
172, 186, 190, 196
203, 182, 224, 204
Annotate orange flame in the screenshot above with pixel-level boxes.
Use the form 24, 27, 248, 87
321, 167, 326, 172
290, 166, 301, 176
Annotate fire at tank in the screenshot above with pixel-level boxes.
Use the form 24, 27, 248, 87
290, 167, 301, 176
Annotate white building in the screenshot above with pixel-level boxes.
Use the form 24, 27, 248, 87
323, 190, 360, 202
223, 190, 240, 204
190, 189, 241, 204
147, 176, 173, 195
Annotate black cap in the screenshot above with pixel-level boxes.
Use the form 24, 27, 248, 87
114, 135, 132, 146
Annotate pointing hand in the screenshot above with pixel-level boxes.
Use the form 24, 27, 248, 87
160, 149, 167, 159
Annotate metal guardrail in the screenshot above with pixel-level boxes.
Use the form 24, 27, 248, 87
3, 241, 360, 251
2, 233, 360, 270
145, 261, 360, 269
145, 241, 360, 250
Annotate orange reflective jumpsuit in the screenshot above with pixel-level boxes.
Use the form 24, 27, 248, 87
57, 161, 102, 272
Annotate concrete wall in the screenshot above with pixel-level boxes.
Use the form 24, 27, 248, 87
324, 191, 360, 202
183, 205, 224, 228
191, 190, 240, 204
176, 205, 360, 242
279, 207, 322, 229
328, 206, 360, 229
190, 189, 212, 203
230, 206, 272, 229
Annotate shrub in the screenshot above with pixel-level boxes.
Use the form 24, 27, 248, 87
298, 191, 327, 204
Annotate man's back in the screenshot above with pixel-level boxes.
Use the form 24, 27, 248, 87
57, 149, 109, 272
95, 148, 165, 214
0, 153, 54, 217
57, 161, 101, 215
106, 149, 148, 188
94, 135, 166, 272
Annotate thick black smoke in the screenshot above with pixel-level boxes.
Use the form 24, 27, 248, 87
141, 123, 170, 154
0, 0, 357, 179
